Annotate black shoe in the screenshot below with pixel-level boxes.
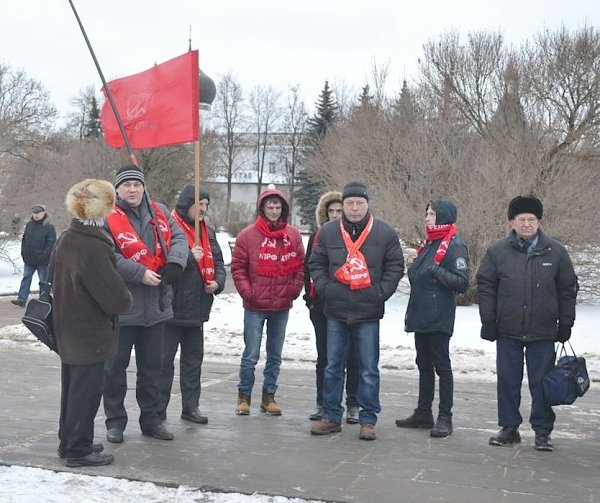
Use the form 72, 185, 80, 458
309, 406, 323, 421
11, 299, 25, 307
395, 409, 434, 429
106, 428, 124, 444
181, 408, 208, 424
534, 435, 554, 451
489, 426, 521, 446
346, 405, 359, 424
65, 452, 114, 467
142, 423, 174, 440
58, 443, 104, 459
430, 415, 453, 438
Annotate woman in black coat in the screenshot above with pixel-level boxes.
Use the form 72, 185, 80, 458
396, 199, 469, 438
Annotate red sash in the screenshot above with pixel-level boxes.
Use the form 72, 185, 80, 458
335, 215, 373, 290
107, 202, 171, 272
171, 210, 215, 282
416, 224, 457, 264
255, 215, 302, 277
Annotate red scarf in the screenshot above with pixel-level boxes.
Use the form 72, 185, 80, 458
255, 215, 302, 277
416, 224, 457, 264
171, 210, 215, 282
107, 202, 171, 272
335, 215, 373, 290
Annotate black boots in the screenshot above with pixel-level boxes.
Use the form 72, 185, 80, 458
489, 426, 521, 446
395, 409, 434, 429
430, 414, 453, 438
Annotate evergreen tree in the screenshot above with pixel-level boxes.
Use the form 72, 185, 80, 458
295, 80, 338, 230
84, 96, 101, 139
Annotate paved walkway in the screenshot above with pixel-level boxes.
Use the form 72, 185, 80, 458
0, 296, 599, 502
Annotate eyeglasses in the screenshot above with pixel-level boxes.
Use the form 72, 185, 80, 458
515, 217, 538, 225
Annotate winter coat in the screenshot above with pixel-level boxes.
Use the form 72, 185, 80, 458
308, 213, 405, 324
303, 191, 343, 311
476, 229, 578, 342
51, 220, 133, 365
167, 186, 226, 326
106, 197, 189, 327
404, 200, 469, 335
21, 214, 56, 267
231, 189, 305, 312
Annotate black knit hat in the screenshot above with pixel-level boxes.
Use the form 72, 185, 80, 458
508, 195, 543, 220
342, 181, 369, 201
115, 165, 145, 189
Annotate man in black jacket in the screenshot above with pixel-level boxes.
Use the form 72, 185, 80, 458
160, 185, 226, 424
12, 204, 56, 307
477, 195, 578, 452
308, 181, 404, 441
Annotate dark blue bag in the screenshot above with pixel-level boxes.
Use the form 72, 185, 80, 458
542, 342, 590, 406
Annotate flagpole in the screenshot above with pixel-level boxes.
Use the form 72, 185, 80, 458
194, 140, 201, 247
67, 0, 168, 258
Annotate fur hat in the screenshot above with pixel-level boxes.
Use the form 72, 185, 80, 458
342, 181, 369, 201
115, 165, 145, 189
65, 179, 116, 223
508, 195, 543, 220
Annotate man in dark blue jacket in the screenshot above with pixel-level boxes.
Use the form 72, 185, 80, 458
477, 195, 578, 452
12, 204, 56, 307
397, 199, 469, 438
309, 181, 404, 441
160, 185, 226, 424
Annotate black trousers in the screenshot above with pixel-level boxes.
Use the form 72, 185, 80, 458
59, 361, 104, 458
415, 331, 454, 416
160, 324, 204, 414
103, 324, 164, 432
310, 307, 358, 407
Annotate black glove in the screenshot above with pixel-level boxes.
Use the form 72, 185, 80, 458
480, 322, 498, 342
557, 325, 572, 343
160, 263, 183, 285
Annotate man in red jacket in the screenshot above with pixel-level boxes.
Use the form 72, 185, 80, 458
231, 188, 305, 416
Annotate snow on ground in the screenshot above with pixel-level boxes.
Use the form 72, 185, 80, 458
1, 234, 599, 501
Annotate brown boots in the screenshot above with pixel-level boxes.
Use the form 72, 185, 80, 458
260, 392, 282, 415
235, 392, 251, 415
236, 392, 282, 415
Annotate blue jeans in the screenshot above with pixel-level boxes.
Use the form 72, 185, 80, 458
238, 309, 289, 396
322, 319, 381, 425
496, 337, 556, 435
17, 263, 49, 303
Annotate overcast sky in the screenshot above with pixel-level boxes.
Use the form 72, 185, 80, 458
2, 0, 599, 120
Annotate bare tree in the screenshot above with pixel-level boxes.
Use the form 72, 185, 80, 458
249, 85, 282, 198
280, 84, 307, 219
66, 85, 100, 141
0, 63, 57, 161
213, 71, 245, 221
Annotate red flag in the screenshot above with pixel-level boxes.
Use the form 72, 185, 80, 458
100, 51, 199, 149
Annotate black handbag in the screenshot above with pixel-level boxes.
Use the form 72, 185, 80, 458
542, 342, 590, 406
22, 293, 57, 353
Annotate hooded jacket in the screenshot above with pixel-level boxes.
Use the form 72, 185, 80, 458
51, 179, 133, 365
404, 199, 469, 335
167, 185, 226, 325
231, 188, 305, 311
303, 191, 342, 310
21, 213, 56, 267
